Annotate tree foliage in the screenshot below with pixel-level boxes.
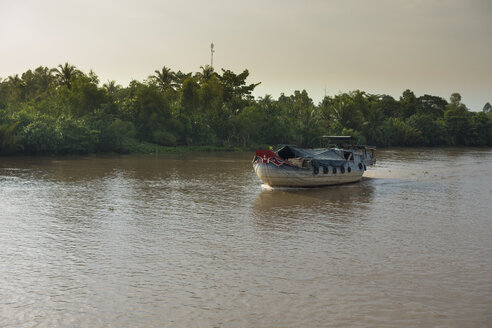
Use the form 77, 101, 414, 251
0, 64, 490, 155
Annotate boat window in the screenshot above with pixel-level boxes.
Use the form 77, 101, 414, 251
277, 146, 296, 159
343, 152, 353, 161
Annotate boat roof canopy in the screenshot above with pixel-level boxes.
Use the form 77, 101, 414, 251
277, 145, 346, 166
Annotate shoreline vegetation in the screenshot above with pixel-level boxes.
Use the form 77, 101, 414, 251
1, 63, 491, 156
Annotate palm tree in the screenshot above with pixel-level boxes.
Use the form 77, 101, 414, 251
150, 66, 175, 91
259, 94, 273, 106
103, 80, 121, 101
6, 74, 26, 101
195, 65, 215, 84
53, 62, 80, 89
174, 70, 192, 89
103, 80, 119, 94
34, 66, 55, 91
7, 74, 23, 87
362, 107, 384, 145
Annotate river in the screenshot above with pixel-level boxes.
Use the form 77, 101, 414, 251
0, 148, 491, 327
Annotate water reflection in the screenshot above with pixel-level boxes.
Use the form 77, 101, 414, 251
1, 149, 491, 328
252, 180, 375, 233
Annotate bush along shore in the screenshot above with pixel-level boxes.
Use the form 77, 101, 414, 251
1, 63, 491, 155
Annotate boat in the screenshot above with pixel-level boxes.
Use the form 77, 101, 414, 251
252, 136, 376, 187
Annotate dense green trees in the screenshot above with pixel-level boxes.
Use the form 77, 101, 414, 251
0, 64, 490, 155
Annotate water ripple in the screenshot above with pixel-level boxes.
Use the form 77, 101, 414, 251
0, 150, 491, 327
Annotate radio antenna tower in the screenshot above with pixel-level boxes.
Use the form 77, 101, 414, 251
210, 43, 215, 68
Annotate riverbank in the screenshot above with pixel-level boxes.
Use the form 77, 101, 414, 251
97, 141, 274, 154
122, 141, 245, 154
2, 141, 491, 157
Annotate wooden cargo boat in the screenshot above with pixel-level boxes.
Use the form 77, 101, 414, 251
253, 136, 376, 187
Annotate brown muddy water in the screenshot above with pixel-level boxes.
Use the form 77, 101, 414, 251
0, 148, 491, 327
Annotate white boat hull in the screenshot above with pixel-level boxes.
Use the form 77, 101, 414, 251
253, 162, 364, 187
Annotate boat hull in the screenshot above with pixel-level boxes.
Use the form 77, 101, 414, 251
253, 162, 364, 187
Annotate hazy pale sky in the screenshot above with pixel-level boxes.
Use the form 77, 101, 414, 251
1, 0, 491, 110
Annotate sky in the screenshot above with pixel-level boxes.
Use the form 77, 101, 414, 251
1, 0, 491, 110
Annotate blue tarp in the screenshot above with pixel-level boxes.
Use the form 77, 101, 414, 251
277, 145, 347, 168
